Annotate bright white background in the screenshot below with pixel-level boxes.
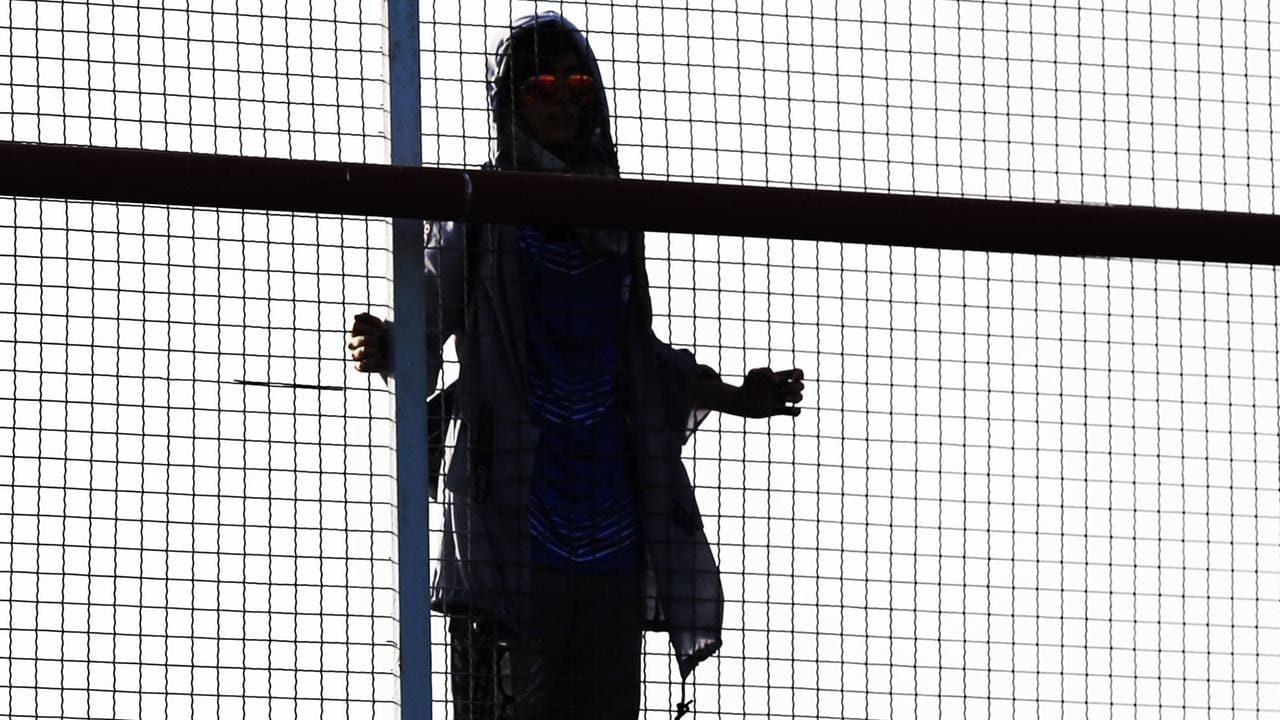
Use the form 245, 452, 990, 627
3, 1, 1280, 719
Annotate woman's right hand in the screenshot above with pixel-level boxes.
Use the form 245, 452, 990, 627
348, 312, 388, 373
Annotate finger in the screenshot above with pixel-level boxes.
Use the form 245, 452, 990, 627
775, 368, 804, 382
779, 405, 801, 417
785, 390, 803, 403
349, 335, 384, 354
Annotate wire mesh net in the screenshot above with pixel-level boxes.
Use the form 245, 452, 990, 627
422, 3, 1279, 718
2, 1, 399, 718
3, 1, 1279, 719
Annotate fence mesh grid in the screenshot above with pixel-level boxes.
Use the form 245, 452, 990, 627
4, 1, 1280, 719
2, 1, 399, 718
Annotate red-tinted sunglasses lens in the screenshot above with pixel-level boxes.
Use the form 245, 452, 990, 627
563, 73, 594, 103
519, 75, 557, 103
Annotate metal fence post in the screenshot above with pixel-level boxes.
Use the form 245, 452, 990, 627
387, 0, 430, 718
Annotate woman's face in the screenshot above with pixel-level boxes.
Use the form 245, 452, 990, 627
516, 52, 592, 151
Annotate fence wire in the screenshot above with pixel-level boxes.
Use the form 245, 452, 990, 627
2, 1, 399, 718
2, 2, 1279, 720
418, 4, 1280, 719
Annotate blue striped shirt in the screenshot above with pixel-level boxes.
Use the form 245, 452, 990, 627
517, 224, 641, 571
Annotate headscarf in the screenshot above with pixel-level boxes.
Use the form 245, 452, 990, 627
487, 12, 629, 254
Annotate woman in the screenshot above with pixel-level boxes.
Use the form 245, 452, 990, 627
349, 12, 804, 718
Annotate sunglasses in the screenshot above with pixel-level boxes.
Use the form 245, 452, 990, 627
518, 72, 596, 107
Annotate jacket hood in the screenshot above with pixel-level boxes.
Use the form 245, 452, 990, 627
488, 12, 620, 175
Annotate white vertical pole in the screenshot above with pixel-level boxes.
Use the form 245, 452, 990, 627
386, 1, 431, 718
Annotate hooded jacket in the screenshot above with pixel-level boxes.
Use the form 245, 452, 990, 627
425, 12, 724, 678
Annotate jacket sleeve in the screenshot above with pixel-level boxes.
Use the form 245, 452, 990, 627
647, 330, 720, 443
629, 231, 719, 442
389, 219, 466, 393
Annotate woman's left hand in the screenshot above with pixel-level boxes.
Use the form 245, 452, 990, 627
735, 367, 805, 418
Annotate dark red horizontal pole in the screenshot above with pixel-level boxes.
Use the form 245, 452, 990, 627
4, 140, 1280, 265
0, 140, 467, 220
